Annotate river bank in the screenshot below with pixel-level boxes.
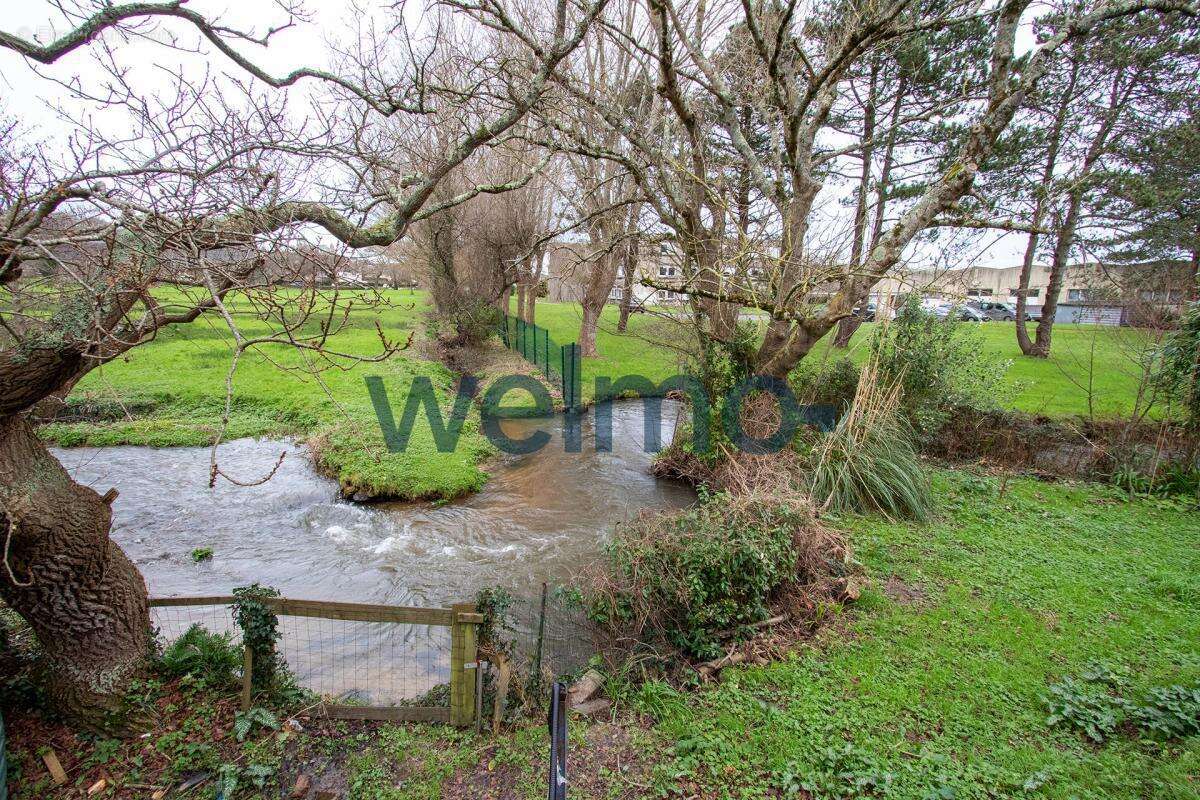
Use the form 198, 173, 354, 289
5, 469, 1197, 799
36, 292, 504, 502
50, 402, 693, 609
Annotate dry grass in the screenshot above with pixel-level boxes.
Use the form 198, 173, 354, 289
809, 358, 932, 520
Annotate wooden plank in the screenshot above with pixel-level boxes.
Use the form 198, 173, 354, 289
318, 705, 450, 723
449, 604, 466, 726
149, 596, 455, 626
455, 612, 485, 624
149, 595, 236, 608
449, 602, 477, 727
272, 598, 454, 626
42, 750, 68, 786
241, 645, 253, 711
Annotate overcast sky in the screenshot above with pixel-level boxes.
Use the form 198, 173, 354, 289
1, 0, 1031, 271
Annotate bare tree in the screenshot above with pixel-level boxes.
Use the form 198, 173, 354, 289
0, 0, 604, 729
541, 0, 1195, 385
532, 0, 654, 354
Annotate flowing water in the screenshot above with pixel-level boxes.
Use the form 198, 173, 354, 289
52, 400, 694, 702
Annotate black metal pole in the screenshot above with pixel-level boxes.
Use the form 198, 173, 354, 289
547, 681, 568, 800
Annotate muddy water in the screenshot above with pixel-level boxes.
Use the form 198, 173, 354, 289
52, 401, 693, 702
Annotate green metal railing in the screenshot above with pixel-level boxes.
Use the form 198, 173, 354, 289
498, 314, 582, 411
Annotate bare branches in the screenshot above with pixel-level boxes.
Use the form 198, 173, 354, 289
0, 0, 432, 115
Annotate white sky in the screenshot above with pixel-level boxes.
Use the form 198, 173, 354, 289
0, 0, 1031, 270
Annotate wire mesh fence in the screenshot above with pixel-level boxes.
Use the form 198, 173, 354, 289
150, 601, 453, 707
483, 584, 603, 691
148, 585, 609, 725
498, 314, 582, 410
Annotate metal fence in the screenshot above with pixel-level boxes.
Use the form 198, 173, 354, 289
477, 583, 604, 707
498, 314, 582, 411
150, 597, 482, 725
149, 587, 607, 729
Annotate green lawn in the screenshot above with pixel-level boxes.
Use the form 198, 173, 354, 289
513, 301, 686, 402
525, 300, 1164, 418
39, 289, 494, 501
329, 472, 1198, 799
628, 472, 1200, 798
36, 292, 1167, 499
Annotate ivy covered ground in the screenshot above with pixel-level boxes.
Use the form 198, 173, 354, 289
6, 469, 1197, 799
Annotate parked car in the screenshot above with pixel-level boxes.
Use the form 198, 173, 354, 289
958, 304, 988, 322
851, 302, 877, 321
971, 299, 1043, 321
918, 297, 947, 315
931, 302, 987, 322
971, 299, 1018, 321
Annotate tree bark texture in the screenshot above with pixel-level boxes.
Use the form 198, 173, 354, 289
0, 413, 151, 733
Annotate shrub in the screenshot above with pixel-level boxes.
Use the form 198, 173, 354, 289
1154, 299, 1200, 429
809, 359, 931, 521
474, 586, 516, 658
158, 624, 242, 690
586, 492, 846, 661
232, 583, 283, 689
790, 357, 860, 411
1044, 664, 1200, 743
1044, 675, 1130, 743
870, 295, 1013, 437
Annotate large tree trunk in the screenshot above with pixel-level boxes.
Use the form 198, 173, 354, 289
1032, 196, 1083, 356
578, 250, 620, 356
1014, 228, 1042, 354
0, 413, 151, 733
833, 318, 862, 347
519, 253, 537, 324
617, 257, 635, 332
578, 302, 600, 357
525, 285, 537, 323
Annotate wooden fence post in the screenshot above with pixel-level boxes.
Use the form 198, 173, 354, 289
450, 603, 478, 727
240, 645, 253, 712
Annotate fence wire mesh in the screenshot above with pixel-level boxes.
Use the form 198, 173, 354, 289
498, 314, 581, 410
150, 603, 452, 706
485, 585, 603, 689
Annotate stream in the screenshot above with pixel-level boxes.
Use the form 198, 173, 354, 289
52, 400, 694, 702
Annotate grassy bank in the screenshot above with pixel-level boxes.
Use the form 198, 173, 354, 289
526, 300, 1164, 418
6, 469, 1196, 798
39, 290, 493, 501
632, 470, 1199, 798
42, 291, 1161, 494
